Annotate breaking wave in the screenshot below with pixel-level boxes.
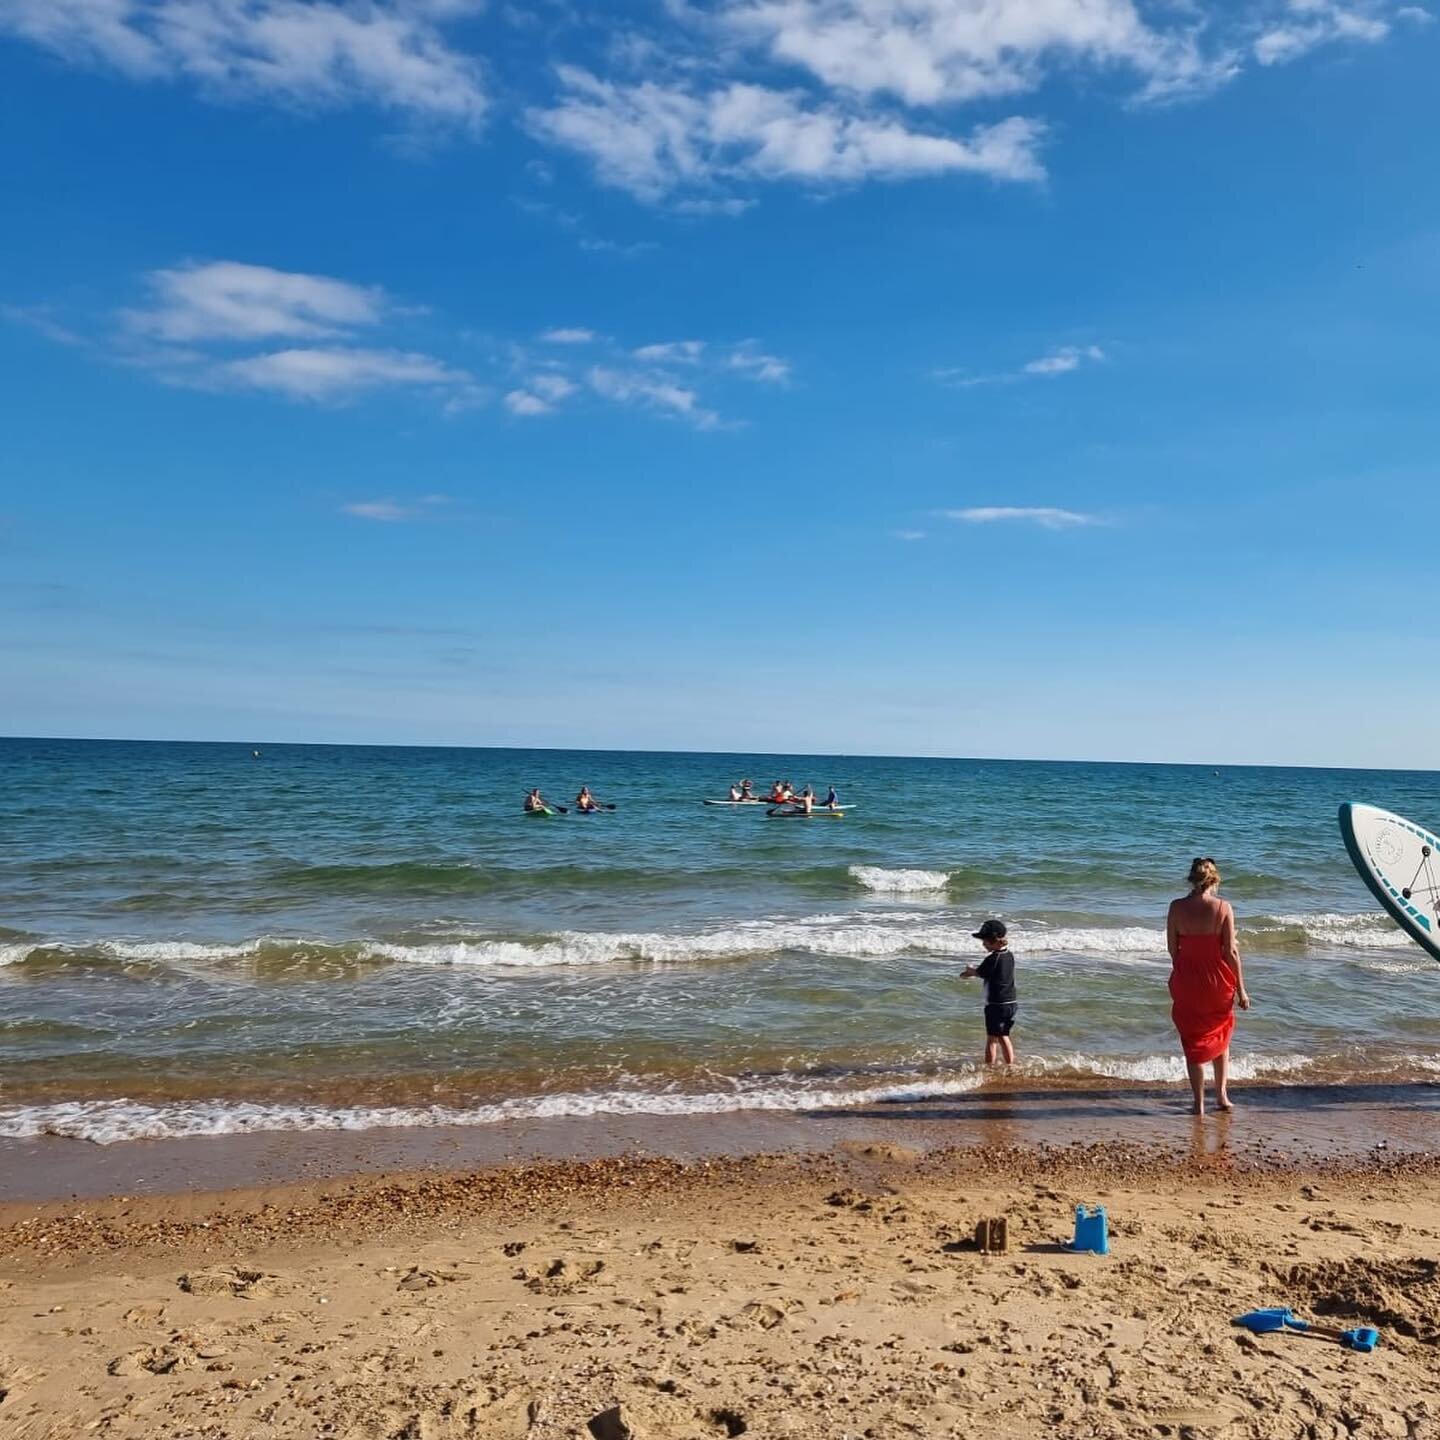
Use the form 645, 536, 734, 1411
848, 866, 952, 894
0, 910, 1410, 974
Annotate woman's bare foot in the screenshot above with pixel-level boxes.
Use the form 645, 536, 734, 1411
1216, 1093, 1234, 1111
1190, 1102, 1205, 1117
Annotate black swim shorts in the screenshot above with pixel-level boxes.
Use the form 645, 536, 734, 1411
984, 1003, 1018, 1038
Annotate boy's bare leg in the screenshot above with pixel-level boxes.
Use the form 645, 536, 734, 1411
984, 1037, 999, 1065
1214, 1050, 1233, 1110
1186, 1060, 1205, 1116
998, 1036, 1015, 1065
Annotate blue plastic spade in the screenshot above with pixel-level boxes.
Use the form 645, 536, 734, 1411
1234, 1308, 1308, 1334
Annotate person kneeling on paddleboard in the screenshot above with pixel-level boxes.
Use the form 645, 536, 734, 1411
825, 786, 839, 810
576, 786, 600, 813
961, 920, 1017, 1066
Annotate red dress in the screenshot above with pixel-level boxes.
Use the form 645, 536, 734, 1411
1169, 932, 1237, 1065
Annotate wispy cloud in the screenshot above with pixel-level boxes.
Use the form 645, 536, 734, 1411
122, 261, 387, 343
19, 256, 791, 427
220, 347, 478, 404
2, 303, 88, 347
728, 344, 790, 384
633, 339, 705, 363
0, 0, 488, 130
937, 344, 1107, 388
942, 506, 1101, 530
528, 67, 1046, 203
503, 372, 578, 414
893, 529, 927, 541
341, 494, 452, 523
587, 365, 721, 429
1254, 0, 1393, 64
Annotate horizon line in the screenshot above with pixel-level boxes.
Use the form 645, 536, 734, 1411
1, 733, 1435, 777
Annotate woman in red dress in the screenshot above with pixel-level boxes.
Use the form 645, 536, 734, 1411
1167, 857, 1251, 1115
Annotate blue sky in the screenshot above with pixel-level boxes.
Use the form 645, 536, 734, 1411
2, 0, 1438, 767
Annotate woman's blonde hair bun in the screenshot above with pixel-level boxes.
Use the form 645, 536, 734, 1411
1187, 856, 1221, 890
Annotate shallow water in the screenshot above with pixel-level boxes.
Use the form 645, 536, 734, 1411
2, 738, 1439, 1143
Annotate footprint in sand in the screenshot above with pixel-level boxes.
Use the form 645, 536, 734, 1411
589, 1398, 747, 1439
728, 1298, 803, 1331
517, 1257, 607, 1294
178, 1265, 289, 1299
396, 1265, 469, 1292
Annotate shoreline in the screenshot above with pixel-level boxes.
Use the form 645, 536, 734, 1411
2, 1078, 1437, 1207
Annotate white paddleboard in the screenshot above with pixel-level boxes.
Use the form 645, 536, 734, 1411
702, 799, 770, 807
1339, 802, 1440, 963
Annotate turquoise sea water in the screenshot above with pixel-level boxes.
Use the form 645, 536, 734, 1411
2, 738, 1438, 1143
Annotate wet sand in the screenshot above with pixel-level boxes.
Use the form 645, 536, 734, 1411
3, 1141, 1439, 1440
3, 1078, 1437, 1204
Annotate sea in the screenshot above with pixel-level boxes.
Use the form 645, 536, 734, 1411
2, 738, 1439, 1147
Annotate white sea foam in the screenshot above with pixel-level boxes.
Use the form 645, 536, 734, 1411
1031, 1052, 1316, 1084
1253, 912, 1401, 949
849, 866, 952, 894
8, 908, 1414, 975
0, 1074, 989, 1145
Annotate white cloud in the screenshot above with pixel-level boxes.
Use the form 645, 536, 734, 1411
633, 339, 706, 363
893, 528, 926, 541
504, 371, 579, 415
1253, 0, 1390, 64
123, 260, 386, 342
938, 342, 1106, 386
1022, 343, 1106, 376
341, 492, 451, 521
528, 67, 1046, 201
0, 0, 488, 127
540, 326, 596, 343
342, 500, 412, 521
218, 345, 475, 402
587, 365, 721, 428
728, 345, 791, 383
504, 388, 552, 415
529, 372, 577, 400
942, 506, 1099, 529
719, 0, 1231, 106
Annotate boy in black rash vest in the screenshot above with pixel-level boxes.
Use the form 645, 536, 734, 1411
961, 919, 1018, 1065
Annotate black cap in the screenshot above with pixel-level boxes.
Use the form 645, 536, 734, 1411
972, 919, 1007, 941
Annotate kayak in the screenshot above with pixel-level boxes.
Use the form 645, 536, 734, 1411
524, 806, 558, 817
767, 807, 849, 818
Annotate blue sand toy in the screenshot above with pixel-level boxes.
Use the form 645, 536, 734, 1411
1233, 1310, 1380, 1352
1071, 1205, 1109, 1255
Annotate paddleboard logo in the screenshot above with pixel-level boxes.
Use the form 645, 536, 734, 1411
1339, 802, 1440, 965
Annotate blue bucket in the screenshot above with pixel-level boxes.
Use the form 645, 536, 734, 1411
1072, 1204, 1110, 1255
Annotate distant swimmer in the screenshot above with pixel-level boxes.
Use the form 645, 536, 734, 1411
524, 788, 548, 813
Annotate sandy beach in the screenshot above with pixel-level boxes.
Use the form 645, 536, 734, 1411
3, 1135, 1439, 1440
